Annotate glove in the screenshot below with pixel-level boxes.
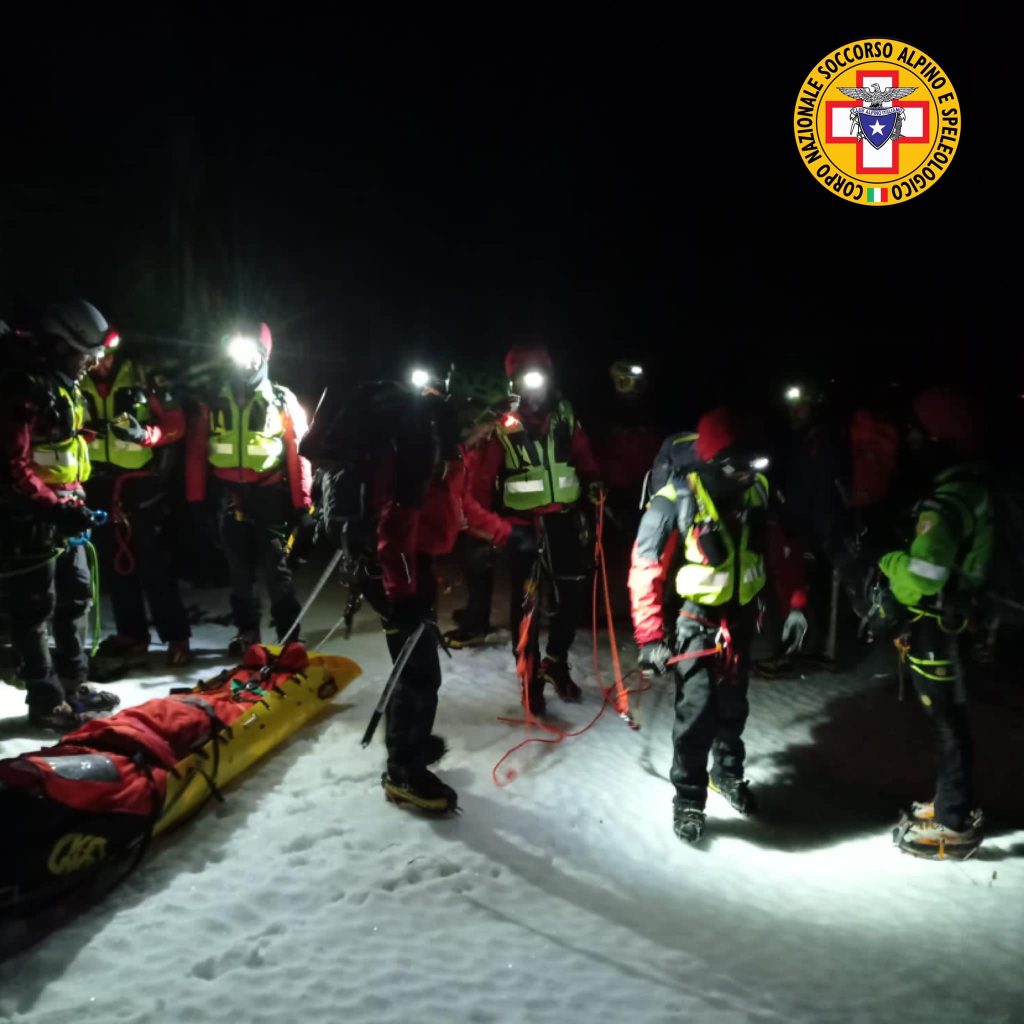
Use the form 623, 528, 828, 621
859, 573, 905, 641
385, 595, 429, 635
52, 503, 97, 538
781, 608, 808, 654
507, 522, 538, 556
588, 480, 607, 505
110, 414, 147, 445
638, 639, 675, 676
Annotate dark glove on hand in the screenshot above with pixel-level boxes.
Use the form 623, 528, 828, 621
386, 595, 429, 635
110, 414, 147, 445
588, 480, 607, 505
52, 503, 97, 538
507, 523, 538, 556
638, 640, 675, 675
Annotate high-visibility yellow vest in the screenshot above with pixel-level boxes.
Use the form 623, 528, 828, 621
496, 400, 581, 511
207, 379, 287, 473
670, 471, 769, 607
81, 359, 154, 470
30, 380, 91, 487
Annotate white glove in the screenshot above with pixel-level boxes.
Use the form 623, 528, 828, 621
781, 608, 808, 654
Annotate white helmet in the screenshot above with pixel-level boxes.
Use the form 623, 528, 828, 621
40, 299, 119, 356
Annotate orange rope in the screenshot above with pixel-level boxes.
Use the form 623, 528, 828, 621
492, 497, 647, 787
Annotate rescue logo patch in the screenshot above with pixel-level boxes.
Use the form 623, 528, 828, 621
793, 40, 960, 206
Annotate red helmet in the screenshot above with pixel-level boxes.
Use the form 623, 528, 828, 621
504, 345, 552, 380
912, 388, 976, 450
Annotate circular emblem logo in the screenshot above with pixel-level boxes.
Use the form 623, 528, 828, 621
794, 40, 960, 206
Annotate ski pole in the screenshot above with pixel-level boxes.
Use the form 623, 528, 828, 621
360, 622, 426, 747
280, 547, 344, 645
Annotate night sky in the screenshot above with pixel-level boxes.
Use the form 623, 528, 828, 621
1, 11, 1016, 416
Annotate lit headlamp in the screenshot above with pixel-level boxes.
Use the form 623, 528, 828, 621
102, 330, 121, 351
784, 385, 802, 403
227, 335, 263, 371
520, 370, 546, 391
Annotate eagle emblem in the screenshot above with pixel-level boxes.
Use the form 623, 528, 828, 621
838, 83, 917, 149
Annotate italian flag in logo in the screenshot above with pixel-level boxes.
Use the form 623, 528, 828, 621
867, 187, 889, 203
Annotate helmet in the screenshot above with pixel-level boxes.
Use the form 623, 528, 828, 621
447, 367, 510, 411
610, 359, 645, 395
695, 407, 770, 475
39, 299, 119, 357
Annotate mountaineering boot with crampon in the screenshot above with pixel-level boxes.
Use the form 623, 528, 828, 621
893, 809, 983, 860
442, 625, 492, 649
540, 654, 582, 702
27, 701, 100, 733
709, 774, 759, 816
382, 766, 458, 814
672, 797, 706, 844
228, 629, 261, 656
66, 684, 121, 714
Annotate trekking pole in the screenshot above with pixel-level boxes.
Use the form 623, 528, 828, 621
824, 565, 840, 662
360, 622, 426, 747
280, 547, 344, 646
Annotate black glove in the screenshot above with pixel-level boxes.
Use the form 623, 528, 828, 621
385, 595, 429, 635
507, 523, 538, 556
52, 503, 97, 538
110, 414, 147, 445
638, 640, 675, 675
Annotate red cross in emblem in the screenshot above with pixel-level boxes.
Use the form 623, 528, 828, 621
825, 70, 930, 174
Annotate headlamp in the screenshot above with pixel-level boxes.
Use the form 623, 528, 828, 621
629, 364, 643, 376
227, 335, 263, 371
784, 385, 802, 403
410, 368, 431, 390
103, 330, 121, 351
521, 370, 546, 391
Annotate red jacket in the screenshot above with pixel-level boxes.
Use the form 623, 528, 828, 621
628, 474, 807, 646
185, 387, 312, 511
0, 386, 89, 509
466, 408, 602, 525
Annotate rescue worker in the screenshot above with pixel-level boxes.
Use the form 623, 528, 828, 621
465, 344, 604, 713
872, 388, 991, 859
185, 323, 312, 652
0, 301, 122, 730
441, 368, 514, 648
82, 341, 192, 669
629, 407, 807, 844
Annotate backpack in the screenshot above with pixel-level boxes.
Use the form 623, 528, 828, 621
640, 430, 699, 507
301, 381, 443, 560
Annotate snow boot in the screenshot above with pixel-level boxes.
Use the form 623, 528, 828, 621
421, 734, 448, 766
442, 625, 493, 649
709, 774, 759, 815
89, 634, 150, 681
672, 797, 706, 844
752, 654, 797, 679
66, 684, 121, 714
167, 639, 193, 667
27, 701, 99, 733
893, 809, 983, 860
382, 766, 458, 814
228, 629, 261, 656
540, 654, 582, 703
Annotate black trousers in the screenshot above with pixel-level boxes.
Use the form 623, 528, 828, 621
907, 615, 974, 830
669, 602, 756, 807
5, 521, 91, 711
455, 533, 497, 632
507, 510, 587, 664
362, 553, 442, 770
219, 488, 301, 640
88, 475, 190, 643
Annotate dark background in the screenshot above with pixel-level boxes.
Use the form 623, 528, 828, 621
1, 10, 1017, 425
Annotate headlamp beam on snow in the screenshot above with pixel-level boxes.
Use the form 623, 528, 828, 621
226, 335, 263, 371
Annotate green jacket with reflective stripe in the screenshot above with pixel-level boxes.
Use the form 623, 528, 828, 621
879, 464, 993, 607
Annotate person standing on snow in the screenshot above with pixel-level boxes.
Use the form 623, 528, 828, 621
465, 344, 604, 714
869, 388, 992, 860
0, 301, 122, 730
629, 407, 807, 844
82, 339, 193, 670
185, 323, 312, 653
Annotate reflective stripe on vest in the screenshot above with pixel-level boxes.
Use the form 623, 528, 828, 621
81, 359, 153, 470
30, 382, 91, 487
207, 379, 286, 473
497, 401, 581, 511
674, 471, 768, 606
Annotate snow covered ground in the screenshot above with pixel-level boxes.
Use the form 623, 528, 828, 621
1, 558, 1023, 1024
